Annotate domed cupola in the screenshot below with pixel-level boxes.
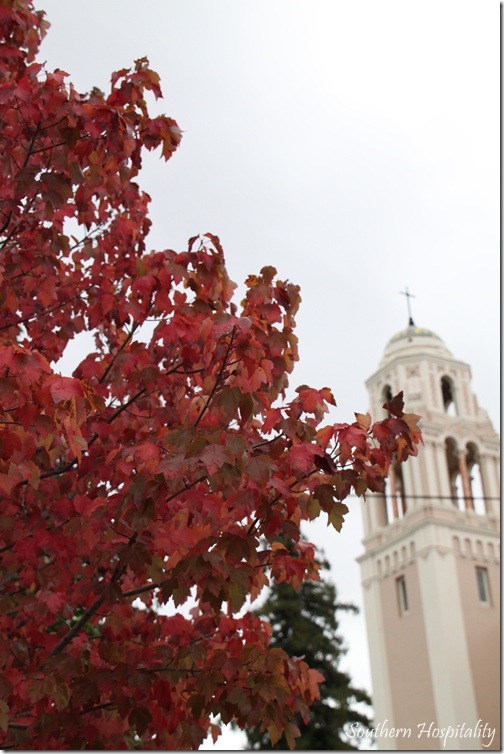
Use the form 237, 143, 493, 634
379, 325, 454, 369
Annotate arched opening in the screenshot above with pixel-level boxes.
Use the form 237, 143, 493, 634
441, 375, 457, 416
466, 442, 486, 515
394, 462, 407, 516
381, 384, 393, 419
445, 437, 463, 509
384, 460, 406, 522
384, 477, 396, 523
454, 473, 465, 507
383, 384, 393, 404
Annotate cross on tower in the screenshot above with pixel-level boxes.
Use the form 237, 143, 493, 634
400, 287, 415, 327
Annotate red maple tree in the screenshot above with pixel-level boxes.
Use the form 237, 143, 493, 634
0, 2, 422, 749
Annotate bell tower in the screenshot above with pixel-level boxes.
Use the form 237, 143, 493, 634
358, 321, 500, 750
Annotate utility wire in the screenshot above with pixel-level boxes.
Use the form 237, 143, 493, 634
350, 493, 500, 501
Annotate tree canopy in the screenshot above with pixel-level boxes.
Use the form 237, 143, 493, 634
0, 2, 422, 749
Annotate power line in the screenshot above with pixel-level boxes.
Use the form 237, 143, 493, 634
350, 493, 500, 501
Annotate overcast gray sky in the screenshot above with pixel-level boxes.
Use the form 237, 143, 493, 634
35, 1, 499, 749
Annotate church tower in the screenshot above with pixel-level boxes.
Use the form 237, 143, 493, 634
358, 318, 500, 750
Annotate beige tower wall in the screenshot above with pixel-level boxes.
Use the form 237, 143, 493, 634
414, 535, 480, 750
360, 513, 500, 750
378, 560, 438, 749
456, 554, 501, 748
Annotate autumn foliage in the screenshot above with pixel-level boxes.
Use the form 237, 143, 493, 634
0, 2, 422, 749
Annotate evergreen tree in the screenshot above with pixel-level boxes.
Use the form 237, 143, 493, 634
245, 558, 373, 750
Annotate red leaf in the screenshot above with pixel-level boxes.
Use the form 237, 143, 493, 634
201, 444, 230, 475
383, 390, 405, 417
47, 375, 84, 403
289, 443, 322, 473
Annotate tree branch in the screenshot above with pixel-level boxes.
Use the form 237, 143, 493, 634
80, 701, 116, 716
194, 326, 236, 427
0, 289, 88, 332
48, 594, 105, 657
48, 535, 137, 657
0, 118, 41, 239
98, 308, 151, 386
122, 580, 164, 599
